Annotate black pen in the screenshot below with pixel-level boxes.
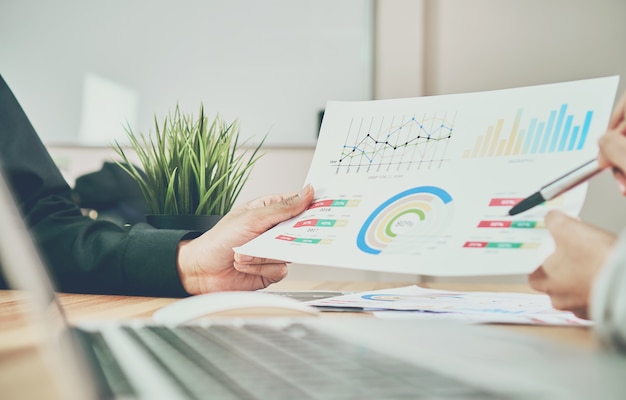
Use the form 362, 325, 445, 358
508, 158, 604, 216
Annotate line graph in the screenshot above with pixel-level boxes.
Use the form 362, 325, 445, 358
332, 112, 456, 174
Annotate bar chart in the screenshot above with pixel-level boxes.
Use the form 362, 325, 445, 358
462, 104, 593, 158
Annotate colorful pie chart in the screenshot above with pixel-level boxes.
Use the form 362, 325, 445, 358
357, 186, 453, 255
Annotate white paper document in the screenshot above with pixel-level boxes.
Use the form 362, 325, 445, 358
305, 285, 591, 326
236, 76, 619, 276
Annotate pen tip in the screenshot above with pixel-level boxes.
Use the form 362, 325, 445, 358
508, 192, 544, 216
507, 204, 521, 216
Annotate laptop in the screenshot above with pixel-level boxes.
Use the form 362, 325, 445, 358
2, 171, 626, 400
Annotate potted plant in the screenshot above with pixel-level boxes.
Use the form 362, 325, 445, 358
112, 104, 265, 231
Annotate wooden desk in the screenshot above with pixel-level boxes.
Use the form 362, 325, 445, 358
0, 281, 596, 399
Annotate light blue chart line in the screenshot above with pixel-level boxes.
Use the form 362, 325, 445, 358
531, 122, 545, 154
577, 111, 593, 150
539, 110, 557, 153
558, 115, 574, 152
549, 104, 568, 152
522, 118, 537, 154
568, 126, 580, 151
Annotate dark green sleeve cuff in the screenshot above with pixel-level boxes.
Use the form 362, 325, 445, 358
123, 225, 202, 298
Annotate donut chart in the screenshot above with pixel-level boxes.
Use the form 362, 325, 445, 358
356, 186, 453, 255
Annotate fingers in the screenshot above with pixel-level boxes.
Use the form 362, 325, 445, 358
529, 266, 590, 319
612, 168, 626, 195
234, 253, 289, 280
549, 296, 590, 320
570, 307, 590, 320
528, 266, 548, 293
608, 90, 626, 130
543, 209, 566, 228
599, 88, 626, 194
543, 209, 575, 239
234, 261, 288, 284
599, 126, 626, 194
544, 210, 588, 243
234, 253, 288, 265
599, 125, 626, 168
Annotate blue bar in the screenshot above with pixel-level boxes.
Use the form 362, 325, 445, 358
568, 126, 580, 151
549, 104, 568, 152
522, 118, 537, 154
576, 111, 594, 150
540, 111, 556, 153
558, 115, 573, 152
531, 122, 545, 154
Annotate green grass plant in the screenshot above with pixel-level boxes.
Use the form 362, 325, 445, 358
113, 104, 265, 216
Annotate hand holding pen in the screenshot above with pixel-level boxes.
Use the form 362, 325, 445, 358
597, 90, 626, 195
527, 90, 626, 321
508, 158, 605, 216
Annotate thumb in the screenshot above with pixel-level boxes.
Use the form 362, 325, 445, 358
544, 210, 573, 237
544, 209, 581, 242
544, 208, 567, 224
252, 184, 314, 230
544, 209, 573, 233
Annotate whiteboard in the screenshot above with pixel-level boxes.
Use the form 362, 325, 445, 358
0, 0, 373, 146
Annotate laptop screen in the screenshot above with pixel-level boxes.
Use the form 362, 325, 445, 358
0, 169, 99, 400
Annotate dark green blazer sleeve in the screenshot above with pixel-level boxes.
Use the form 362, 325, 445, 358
0, 74, 194, 297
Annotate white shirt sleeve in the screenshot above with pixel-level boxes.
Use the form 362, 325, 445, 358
591, 229, 626, 352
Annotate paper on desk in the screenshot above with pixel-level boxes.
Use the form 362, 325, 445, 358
305, 285, 591, 326
236, 76, 619, 276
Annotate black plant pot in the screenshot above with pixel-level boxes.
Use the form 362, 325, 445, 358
146, 214, 222, 232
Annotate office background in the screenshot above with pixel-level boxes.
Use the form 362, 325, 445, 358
2, 0, 626, 283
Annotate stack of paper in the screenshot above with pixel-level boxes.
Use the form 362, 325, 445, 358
305, 285, 591, 326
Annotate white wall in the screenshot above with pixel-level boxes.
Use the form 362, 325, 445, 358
1, 0, 373, 147
423, 0, 626, 97
374, 0, 425, 99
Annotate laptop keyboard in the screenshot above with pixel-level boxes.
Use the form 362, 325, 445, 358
85, 322, 509, 400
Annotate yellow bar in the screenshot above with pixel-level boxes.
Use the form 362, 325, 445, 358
470, 135, 483, 158
488, 119, 504, 156
505, 109, 523, 155
496, 139, 506, 156
513, 130, 525, 155
479, 126, 493, 157
462, 149, 471, 158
